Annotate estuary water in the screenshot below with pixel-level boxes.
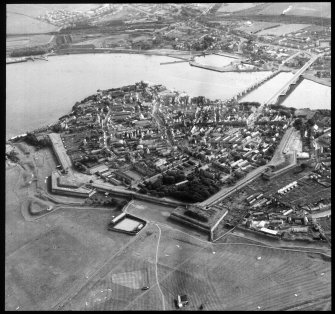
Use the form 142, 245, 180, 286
6, 53, 330, 139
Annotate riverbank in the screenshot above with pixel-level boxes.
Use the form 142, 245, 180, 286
303, 73, 331, 87
189, 60, 268, 73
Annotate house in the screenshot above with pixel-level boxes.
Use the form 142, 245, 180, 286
177, 295, 189, 308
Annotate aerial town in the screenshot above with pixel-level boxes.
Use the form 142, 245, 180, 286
9, 78, 331, 243
6, 3, 331, 312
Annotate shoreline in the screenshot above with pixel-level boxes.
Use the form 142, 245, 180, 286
302, 73, 331, 87
6, 52, 331, 139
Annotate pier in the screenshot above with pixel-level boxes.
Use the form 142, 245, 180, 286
160, 59, 191, 65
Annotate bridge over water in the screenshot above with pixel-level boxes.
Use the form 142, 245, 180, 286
247, 54, 321, 128
265, 54, 321, 106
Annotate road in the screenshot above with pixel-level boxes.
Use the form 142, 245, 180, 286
201, 165, 268, 207
151, 98, 174, 147
154, 224, 166, 310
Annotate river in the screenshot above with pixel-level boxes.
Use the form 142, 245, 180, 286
6, 53, 270, 139
239, 71, 331, 110
280, 78, 331, 110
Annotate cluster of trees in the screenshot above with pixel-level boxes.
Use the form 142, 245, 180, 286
170, 176, 220, 203
25, 133, 50, 147
55, 34, 72, 46
74, 161, 88, 172
11, 46, 49, 57
180, 6, 201, 18
131, 39, 154, 50
225, 169, 247, 186
222, 121, 247, 127
239, 101, 261, 109
139, 171, 220, 203
6, 150, 19, 163
293, 117, 315, 132
256, 120, 286, 126
87, 193, 128, 210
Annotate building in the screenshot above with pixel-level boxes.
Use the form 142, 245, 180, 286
88, 164, 109, 175
177, 295, 189, 308
114, 170, 140, 185
51, 171, 95, 198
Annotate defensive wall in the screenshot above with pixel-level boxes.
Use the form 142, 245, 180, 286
90, 182, 189, 207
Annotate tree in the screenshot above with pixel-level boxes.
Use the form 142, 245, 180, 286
267, 146, 275, 155
52, 124, 62, 133
293, 118, 303, 130
163, 175, 175, 185
258, 158, 267, 166
307, 118, 315, 127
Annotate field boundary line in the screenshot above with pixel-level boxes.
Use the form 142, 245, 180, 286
156, 222, 210, 245
155, 224, 165, 310
228, 232, 332, 252
51, 230, 143, 310
273, 294, 331, 311
124, 231, 208, 311
157, 223, 331, 258
155, 223, 331, 257
211, 241, 331, 258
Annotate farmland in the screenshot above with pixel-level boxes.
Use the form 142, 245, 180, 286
6, 3, 101, 35
217, 3, 260, 13
56, 223, 330, 311
5, 144, 134, 311
6, 35, 53, 51
236, 21, 281, 34
7, 3, 101, 17
6, 13, 58, 35
257, 23, 310, 36
5, 142, 331, 310
258, 2, 331, 18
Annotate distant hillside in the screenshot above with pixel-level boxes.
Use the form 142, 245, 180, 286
6, 4, 101, 35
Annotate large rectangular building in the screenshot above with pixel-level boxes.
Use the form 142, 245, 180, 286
51, 171, 95, 198
48, 133, 72, 172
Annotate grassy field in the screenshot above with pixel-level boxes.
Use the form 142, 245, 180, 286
217, 3, 260, 13
5, 144, 134, 310
5, 142, 331, 310
7, 4, 101, 17
7, 4, 101, 35
258, 2, 331, 18
6, 13, 58, 35
257, 23, 310, 36
6, 34, 53, 50
236, 21, 280, 34
54, 221, 331, 311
